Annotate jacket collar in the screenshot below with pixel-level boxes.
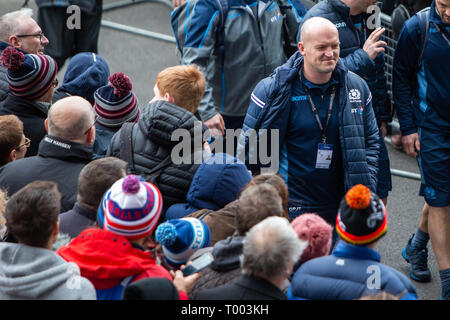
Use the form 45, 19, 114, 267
332, 240, 381, 262
329, 0, 351, 17
0, 42, 28, 53
73, 202, 97, 222
210, 235, 244, 271
38, 135, 93, 163
2, 93, 49, 116
236, 274, 287, 300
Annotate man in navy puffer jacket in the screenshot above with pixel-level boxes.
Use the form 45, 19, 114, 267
300, 0, 392, 206
287, 184, 418, 300
237, 17, 380, 242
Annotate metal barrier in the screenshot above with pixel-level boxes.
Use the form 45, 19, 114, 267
101, 0, 176, 43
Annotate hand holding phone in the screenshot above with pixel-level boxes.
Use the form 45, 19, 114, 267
182, 252, 214, 277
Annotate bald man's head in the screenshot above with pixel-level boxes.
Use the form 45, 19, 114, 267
298, 17, 340, 78
300, 17, 338, 44
47, 96, 95, 143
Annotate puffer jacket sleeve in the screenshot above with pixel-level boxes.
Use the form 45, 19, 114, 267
372, 52, 392, 124
362, 86, 380, 192
180, 0, 221, 122
339, 48, 375, 79
236, 76, 273, 174
392, 18, 420, 136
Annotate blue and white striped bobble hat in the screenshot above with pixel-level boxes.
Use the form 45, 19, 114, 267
155, 217, 211, 268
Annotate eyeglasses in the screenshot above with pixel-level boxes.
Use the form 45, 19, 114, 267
84, 115, 99, 135
53, 78, 58, 88
15, 137, 31, 150
15, 32, 45, 43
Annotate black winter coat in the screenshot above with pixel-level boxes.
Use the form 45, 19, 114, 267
194, 274, 287, 300
0, 94, 49, 157
0, 135, 92, 212
107, 100, 205, 211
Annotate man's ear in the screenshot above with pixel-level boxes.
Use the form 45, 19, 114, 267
44, 118, 49, 133
86, 125, 96, 145
8, 35, 20, 47
165, 92, 175, 104
53, 219, 60, 238
8, 149, 16, 162
298, 42, 306, 56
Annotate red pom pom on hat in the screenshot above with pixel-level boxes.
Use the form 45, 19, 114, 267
109, 72, 132, 98
1, 46, 25, 71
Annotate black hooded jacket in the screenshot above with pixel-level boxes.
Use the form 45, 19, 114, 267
107, 100, 205, 211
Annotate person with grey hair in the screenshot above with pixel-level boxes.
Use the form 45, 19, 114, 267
194, 216, 307, 300
0, 8, 49, 100
0, 96, 95, 214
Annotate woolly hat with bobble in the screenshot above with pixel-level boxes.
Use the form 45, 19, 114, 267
155, 217, 211, 268
336, 184, 387, 246
291, 213, 333, 264
1, 46, 57, 100
97, 175, 163, 240
94, 72, 139, 128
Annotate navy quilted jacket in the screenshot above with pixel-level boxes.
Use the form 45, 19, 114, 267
237, 51, 380, 192
287, 241, 418, 300
301, 0, 392, 125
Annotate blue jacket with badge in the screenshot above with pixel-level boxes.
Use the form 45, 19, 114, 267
393, 0, 450, 135
287, 241, 418, 300
237, 51, 380, 194
300, 0, 392, 125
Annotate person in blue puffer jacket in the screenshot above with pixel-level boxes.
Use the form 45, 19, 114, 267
300, 0, 393, 206
393, 0, 450, 300
237, 17, 380, 246
287, 184, 418, 300
163, 152, 252, 221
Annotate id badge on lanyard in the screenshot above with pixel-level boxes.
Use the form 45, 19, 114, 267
316, 143, 333, 169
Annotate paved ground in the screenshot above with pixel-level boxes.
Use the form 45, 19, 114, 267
1, 0, 442, 300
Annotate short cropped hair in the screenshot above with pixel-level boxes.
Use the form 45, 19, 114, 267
0, 115, 24, 166
5, 181, 60, 247
235, 184, 284, 236
77, 157, 127, 208
0, 8, 33, 42
155, 64, 205, 114
241, 216, 306, 279
243, 173, 289, 219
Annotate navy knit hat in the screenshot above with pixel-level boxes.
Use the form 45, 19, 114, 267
1, 46, 57, 100
94, 72, 139, 128
62, 52, 110, 105
155, 217, 211, 268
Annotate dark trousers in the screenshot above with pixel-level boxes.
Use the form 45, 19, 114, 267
37, 0, 103, 69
